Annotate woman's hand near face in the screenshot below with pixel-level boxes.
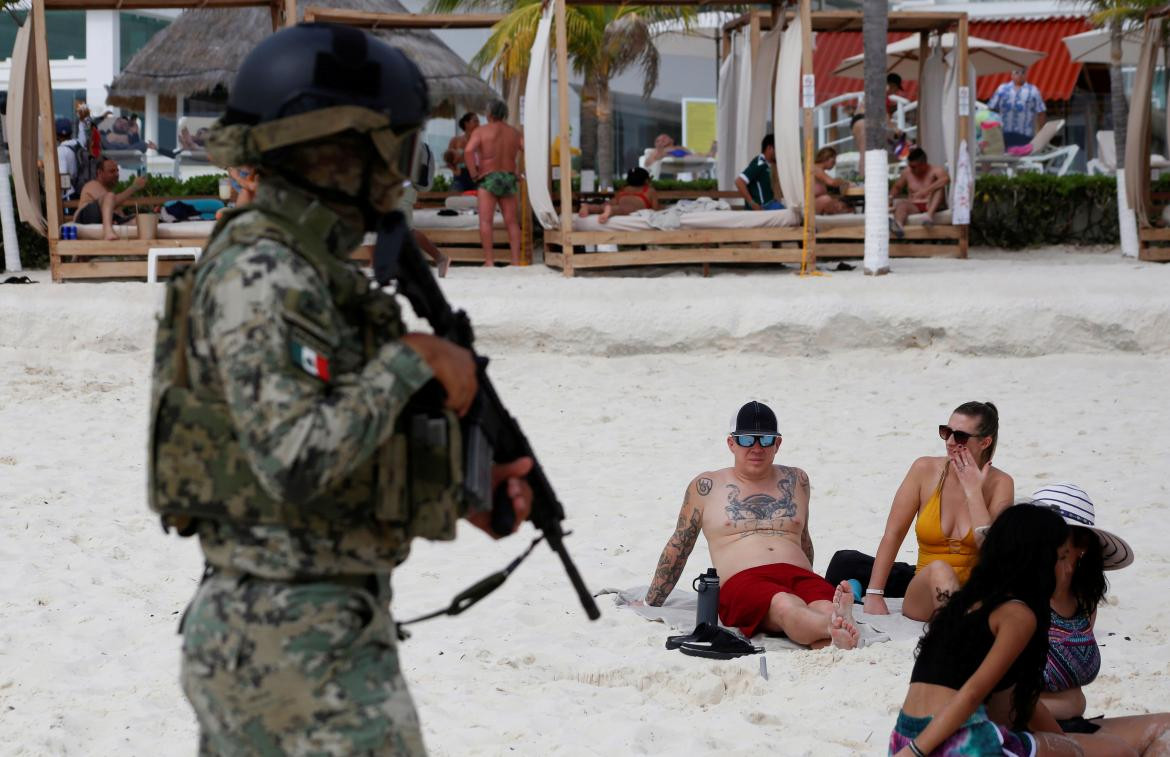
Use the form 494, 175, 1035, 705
951, 446, 989, 500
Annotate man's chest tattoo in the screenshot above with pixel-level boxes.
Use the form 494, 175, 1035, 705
724, 471, 801, 537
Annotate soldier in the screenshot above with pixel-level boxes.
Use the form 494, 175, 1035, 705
147, 24, 533, 755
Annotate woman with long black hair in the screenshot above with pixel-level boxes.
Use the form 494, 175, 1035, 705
889, 504, 1080, 756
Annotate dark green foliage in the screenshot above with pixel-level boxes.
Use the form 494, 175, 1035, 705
112, 173, 225, 197
970, 174, 1119, 248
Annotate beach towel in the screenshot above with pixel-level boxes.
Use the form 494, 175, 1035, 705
630, 198, 731, 230
600, 585, 926, 650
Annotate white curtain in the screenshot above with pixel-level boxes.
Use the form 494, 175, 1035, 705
775, 15, 803, 209
9, 18, 46, 236
918, 42, 946, 174
734, 33, 753, 178
748, 27, 781, 165
523, 5, 558, 229
716, 40, 740, 191
943, 52, 976, 211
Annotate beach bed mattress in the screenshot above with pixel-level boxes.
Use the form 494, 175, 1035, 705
572, 208, 799, 232
412, 209, 505, 230
75, 220, 216, 240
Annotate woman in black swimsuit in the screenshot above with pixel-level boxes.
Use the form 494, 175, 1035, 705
889, 505, 1080, 757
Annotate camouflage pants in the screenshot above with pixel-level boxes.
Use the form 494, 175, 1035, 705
180, 573, 426, 756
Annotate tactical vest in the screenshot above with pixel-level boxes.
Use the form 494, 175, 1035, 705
147, 205, 464, 547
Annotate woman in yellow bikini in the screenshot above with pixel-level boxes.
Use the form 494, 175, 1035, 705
863, 401, 1015, 621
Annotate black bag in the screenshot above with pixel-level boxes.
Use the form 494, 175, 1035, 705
825, 549, 916, 598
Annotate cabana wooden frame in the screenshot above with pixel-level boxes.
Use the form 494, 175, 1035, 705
301, 6, 535, 266
33, 0, 296, 282
541, 0, 972, 276
1125, 4, 1170, 262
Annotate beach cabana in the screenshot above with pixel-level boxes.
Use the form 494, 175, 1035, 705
528, 1, 973, 276
1124, 5, 1170, 262
13, 0, 295, 282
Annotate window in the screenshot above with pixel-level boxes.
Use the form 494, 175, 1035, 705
120, 12, 169, 69
0, 10, 86, 60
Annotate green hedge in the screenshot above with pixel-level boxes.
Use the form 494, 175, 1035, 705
970, 174, 1119, 248
112, 173, 225, 196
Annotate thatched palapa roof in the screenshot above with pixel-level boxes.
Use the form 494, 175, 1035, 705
107, 0, 499, 118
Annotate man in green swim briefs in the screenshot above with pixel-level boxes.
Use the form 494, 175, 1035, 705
465, 100, 524, 266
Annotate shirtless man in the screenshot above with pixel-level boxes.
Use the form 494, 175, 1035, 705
76, 158, 147, 240
464, 100, 524, 266
646, 401, 860, 650
889, 148, 949, 238
445, 112, 479, 192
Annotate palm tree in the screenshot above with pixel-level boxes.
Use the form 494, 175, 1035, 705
427, 0, 691, 188
862, 0, 889, 275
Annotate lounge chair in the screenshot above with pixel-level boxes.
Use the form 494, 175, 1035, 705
1086, 130, 1170, 177
639, 147, 717, 180
975, 119, 1079, 177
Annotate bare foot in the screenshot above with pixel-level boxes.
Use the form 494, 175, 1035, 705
888, 216, 905, 240
437, 254, 450, 278
922, 214, 935, 228
598, 203, 613, 224
833, 581, 856, 627
829, 614, 861, 650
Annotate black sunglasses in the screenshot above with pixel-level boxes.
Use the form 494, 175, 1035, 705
939, 425, 982, 444
733, 434, 780, 448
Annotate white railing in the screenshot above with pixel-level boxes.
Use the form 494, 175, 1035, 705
815, 92, 917, 151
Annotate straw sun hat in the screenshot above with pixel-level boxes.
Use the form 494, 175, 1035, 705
1030, 483, 1134, 570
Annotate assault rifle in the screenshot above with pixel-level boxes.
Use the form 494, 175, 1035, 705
373, 214, 600, 622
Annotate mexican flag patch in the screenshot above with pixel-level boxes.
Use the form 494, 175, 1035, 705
290, 341, 332, 381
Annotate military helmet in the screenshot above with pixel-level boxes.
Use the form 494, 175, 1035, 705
210, 23, 428, 182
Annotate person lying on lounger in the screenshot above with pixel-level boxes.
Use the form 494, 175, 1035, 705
644, 401, 860, 650
578, 167, 659, 223
75, 158, 148, 241
1026, 484, 1170, 755
889, 148, 949, 238
646, 134, 692, 167
812, 147, 852, 215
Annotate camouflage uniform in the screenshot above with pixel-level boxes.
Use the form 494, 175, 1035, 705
161, 178, 438, 755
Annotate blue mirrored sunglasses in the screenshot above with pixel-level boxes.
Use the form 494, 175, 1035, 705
733, 434, 779, 448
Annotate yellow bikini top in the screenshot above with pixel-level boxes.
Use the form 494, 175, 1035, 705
914, 461, 978, 582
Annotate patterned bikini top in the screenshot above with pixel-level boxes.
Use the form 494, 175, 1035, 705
1044, 609, 1101, 692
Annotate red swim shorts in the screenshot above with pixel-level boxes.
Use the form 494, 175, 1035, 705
718, 562, 836, 637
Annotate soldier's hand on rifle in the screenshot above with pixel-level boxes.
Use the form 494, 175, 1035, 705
466, 457, 534, 538
400, 333, 477, 416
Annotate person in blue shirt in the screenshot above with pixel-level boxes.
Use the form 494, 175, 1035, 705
736, 134, 783, 210
987, 68, 1047, 149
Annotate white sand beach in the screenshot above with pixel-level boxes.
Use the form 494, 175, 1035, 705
1, 249, 1168, 755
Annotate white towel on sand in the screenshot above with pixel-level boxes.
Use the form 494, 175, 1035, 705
599, 585, 927, 651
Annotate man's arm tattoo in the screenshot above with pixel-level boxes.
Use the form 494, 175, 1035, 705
646, 507, 702, 606
697, 477, 713, 496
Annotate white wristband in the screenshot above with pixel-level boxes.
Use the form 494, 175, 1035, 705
865, 588, 885, 596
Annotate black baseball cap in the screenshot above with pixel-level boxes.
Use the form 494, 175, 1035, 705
729, 401, 779, 435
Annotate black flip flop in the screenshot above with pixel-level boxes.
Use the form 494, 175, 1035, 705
665, 622, 719, 650
2, 275, 36, 284
671, 623, 763, 660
